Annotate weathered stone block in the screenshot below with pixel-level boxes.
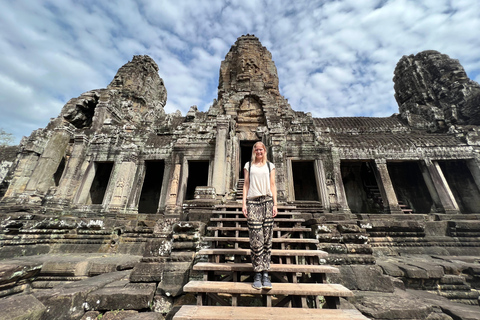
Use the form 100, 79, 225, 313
129, 262, 165, 282
151, 294, 173, 314
156, 261, 192, 297
328, 265, 394, 292
353, 289, 433, 319
34, 270, 131, 320
0, 294, 46, 320
86, 282, 156, 311
143, 239, 172, 258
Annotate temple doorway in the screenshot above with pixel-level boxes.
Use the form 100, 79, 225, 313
341, 161, 382, 213
240, 141, 255, 178
185, 161, 209, 200
138, 160, 164, 213
438, 160, 480, 213
292, 161, 319, 201
88, 162, 114, 205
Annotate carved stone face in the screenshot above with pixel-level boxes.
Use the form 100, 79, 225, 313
394, 50, 480, 127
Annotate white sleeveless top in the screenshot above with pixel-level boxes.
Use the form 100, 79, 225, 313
244, 162, 275, 199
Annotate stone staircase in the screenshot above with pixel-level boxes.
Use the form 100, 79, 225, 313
173, 204, 369, 319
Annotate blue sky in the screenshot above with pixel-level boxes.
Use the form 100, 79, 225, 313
1, 0, 479, 143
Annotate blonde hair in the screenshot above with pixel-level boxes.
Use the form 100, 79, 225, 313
251, 141, 268, 165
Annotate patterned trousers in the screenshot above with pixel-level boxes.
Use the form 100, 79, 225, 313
246, 196, 274, 272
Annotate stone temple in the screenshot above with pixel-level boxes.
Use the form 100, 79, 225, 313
0, 35, 479, 319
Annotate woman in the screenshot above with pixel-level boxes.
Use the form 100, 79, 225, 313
242, 141, 278, 290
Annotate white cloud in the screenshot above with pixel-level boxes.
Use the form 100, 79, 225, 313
0, 0, 480, 143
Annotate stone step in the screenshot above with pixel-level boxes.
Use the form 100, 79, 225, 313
207, 226, 311, 232
203, 237, 318, 245
215, 204, 297, 210
173, 305, 369, 320
184, 280, 353, 298
210, 217, 305, 223
193, 262, 339, 274
214, 210, 303, 216
198, 248, 328, 258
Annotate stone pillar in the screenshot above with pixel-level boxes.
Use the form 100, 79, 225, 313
53, 134, 89, 205
25, 130, 71, 194
73, 161, 95, 205
332, 150, 350, 213
315, 160, 330, 212
466, 158, 480, 193
423, 158, 459, 214
165, 158, 182, 216
373, 159, 403, 214
418, 160, 444, 213
270, 134, 287, 202
211, 117, 229, 196
107, 156, 138, 213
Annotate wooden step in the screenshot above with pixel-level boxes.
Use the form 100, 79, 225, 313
184, 281, 353, 297
194, 262, 339, 274
173, 306, 369, 320
198, 248, 328, 258
203, 237, 318, 244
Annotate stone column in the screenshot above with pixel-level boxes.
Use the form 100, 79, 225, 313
211, 117, 229, 196
53, 134, 89, 205
165, 156, 182, 216
332, 150, 350, 213
423, 158, 459, 214
25, 130, 71, 194
107, 156, 138, 213
466, 158, 480, 193
315, 159, 330, 212
270, 134, 286, 202
418, 160, 444, 213
373, 159, 403, 214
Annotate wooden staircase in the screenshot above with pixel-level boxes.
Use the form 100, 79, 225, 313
173, 204, 370, 319
235, 179, 245, 201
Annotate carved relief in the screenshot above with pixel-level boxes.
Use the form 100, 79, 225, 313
237, 96, 265, 123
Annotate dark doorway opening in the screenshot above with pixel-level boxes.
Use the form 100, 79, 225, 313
388, 161, 434, 213
53, 157, 66, 187
438, 160, 480, 213
89, 162, 114, 205
185, 161, 209, 200
292, 161, 319, 201
240, 141, 256, 178
138, 160, 165, 213
341, 161, 383, 213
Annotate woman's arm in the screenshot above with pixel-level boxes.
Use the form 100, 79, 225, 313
242, 168, 250, 218
270, 168, 278, 217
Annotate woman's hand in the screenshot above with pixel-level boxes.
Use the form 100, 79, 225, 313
242, 203, 248, 218
272, 205, 278, 217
